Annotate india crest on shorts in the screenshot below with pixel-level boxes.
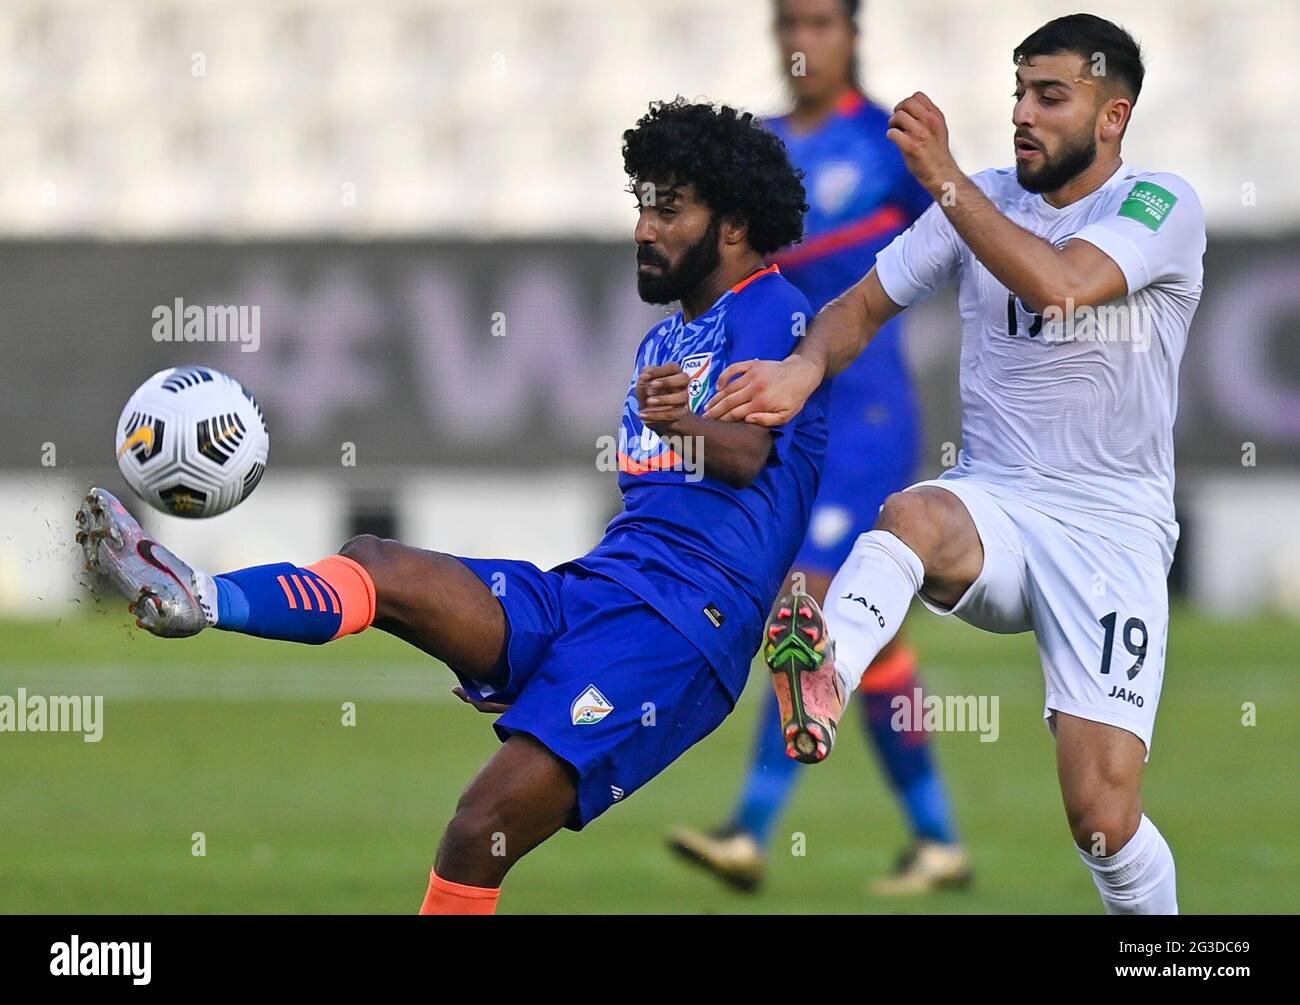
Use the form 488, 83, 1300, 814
571, 684, 614, 725
682, 352, 713, 413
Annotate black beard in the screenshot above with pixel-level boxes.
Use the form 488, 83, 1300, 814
636, 216, 722, 305
1016, 130, 1098, 194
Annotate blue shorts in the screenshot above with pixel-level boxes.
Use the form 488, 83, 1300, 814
451, 557, 735, 829
794, 424, 916, 576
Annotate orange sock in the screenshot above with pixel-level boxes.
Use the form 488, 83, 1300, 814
418, 868, 501, 915
859, 643, 918, 694
305, 555, 376, 639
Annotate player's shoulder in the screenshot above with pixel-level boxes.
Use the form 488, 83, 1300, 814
717, 268, 812, 347
1112, 168, 1205, 221
728, 268, 812, 323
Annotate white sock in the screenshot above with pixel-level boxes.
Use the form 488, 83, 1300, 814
1078, 814, 1178, 915
824, 530, 925, 697
192, 570, 220, 627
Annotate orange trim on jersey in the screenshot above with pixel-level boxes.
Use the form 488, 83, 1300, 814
289, 574, 313, 611
729, 263, 780, 295
776, 204, 909, 270
859, 643, 918, 694
617, 449, 687, 475
276, 574, 297, 609
306, 554, 376, 639
834, 88, 867, 117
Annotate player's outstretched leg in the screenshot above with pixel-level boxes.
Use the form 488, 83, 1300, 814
77, 488, 208, 637
77, 485, 378, 644
762, 590, 842, 763
794, 487, 983, 763
78, 486, 574, 914
75, 487, 505, 677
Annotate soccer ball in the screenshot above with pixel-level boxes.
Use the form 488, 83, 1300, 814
115, 366, 269, 518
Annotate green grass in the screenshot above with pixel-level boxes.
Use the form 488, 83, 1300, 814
0, 605, 1296, 914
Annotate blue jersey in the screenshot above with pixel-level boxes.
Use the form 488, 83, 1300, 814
575, 267, 829, 701
767, 91, 929, 426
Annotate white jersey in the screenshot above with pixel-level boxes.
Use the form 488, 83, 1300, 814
874, 164, 1206, 567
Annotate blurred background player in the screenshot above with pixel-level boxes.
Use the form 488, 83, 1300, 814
668, 0, 970, 896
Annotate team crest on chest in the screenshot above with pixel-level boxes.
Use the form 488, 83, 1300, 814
682, 352, 714, 412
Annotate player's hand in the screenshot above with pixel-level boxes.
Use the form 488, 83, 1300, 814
703, 355, 823, 427
887, 92, 960, 196
451, 685, 511, 715
636, 362, 691, 434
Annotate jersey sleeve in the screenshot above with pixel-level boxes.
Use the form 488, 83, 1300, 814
1070, 173, 1206, 294
873, 200, 962, 308
723, 282, 814, 463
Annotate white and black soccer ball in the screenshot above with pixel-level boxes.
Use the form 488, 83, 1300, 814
115, 366, 269, 518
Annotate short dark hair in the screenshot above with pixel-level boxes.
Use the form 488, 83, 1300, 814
1014, 13, 1144, 103
622, 98, 807, 256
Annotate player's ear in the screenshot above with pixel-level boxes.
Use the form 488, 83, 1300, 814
1099, 94, 1131, 144
720, 214, 749, 247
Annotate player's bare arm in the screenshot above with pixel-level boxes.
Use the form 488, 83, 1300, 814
887, 88, 1126, 314
639, 361, 773, 486
703, 268, 902, 427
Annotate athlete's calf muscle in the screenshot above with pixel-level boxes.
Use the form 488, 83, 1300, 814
436, 735, 578, 887
1054, 711, 1146, 853
337, 534, 506, 679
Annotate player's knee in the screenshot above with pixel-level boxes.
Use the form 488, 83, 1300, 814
436, 792, 515, 880
338, 534, 409, 610
1065, 796, 1141, 856
876, 491, 941, 559
339, 533, 392, 574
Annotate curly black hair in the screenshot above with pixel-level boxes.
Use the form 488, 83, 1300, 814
622, 98, 807, 256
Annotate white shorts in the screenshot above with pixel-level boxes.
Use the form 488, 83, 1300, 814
909, 474, 1170, 755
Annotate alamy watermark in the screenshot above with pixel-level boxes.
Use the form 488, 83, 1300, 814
891, 688, 999, 742
1040, 298, 1152, 352
151, 298, 260, 352
0, 690, 103, 742
597, 429, 705, 482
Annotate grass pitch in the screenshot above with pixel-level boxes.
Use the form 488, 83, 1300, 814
0, 604, 1295, 914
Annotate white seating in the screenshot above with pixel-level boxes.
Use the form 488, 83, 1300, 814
0, 0, 1291, 236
